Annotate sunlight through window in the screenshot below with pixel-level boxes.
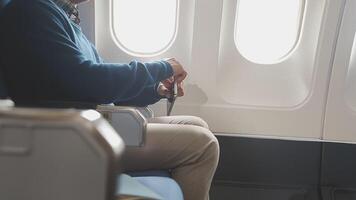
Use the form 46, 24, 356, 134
235, 0, 304, 64
112, 0, 178, 56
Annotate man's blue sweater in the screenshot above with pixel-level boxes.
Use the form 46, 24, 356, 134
0, 0, 173, 107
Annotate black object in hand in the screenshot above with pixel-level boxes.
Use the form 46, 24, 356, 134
167, 82, 178, 116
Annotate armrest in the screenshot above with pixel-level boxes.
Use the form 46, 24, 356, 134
0, 99, 14, 107
0, 107, 125, 200
97, 105, 148, 147
136, 107, 154, 119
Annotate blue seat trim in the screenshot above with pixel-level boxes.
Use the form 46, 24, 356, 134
117, 174, 164, 200
117, 174, 183, 200
134, 176, 183, 200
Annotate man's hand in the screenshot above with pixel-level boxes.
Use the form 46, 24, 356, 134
158, 79, 185, 98
166, 58, 187, 84
157, 82, 170, 98
177, 82, 184, 97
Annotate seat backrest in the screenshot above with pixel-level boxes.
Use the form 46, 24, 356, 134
0, 108, 125, 200
0, 68, 8, 99
0, 0, 11, 99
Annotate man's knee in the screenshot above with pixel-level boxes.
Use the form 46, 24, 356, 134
184, 116, 210, 129
205, 131, 220, 164
191, 126, 220, 163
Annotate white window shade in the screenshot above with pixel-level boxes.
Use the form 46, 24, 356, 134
112, 0, 178, 56
235, 0, 304, 64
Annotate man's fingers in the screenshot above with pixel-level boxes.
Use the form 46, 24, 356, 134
158, 84, 170, 97
175, 72, 187, 83
163, 90, 171, 98
162, 80, 172, 88
166, 58, 188, 82
162, 77, 174, 89
159, 80, 184, 97
177, 82, 184, 97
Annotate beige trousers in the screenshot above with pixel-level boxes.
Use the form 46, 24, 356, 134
123, 115, 220, 200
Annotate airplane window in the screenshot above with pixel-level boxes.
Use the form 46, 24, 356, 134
235, 0, 304, 64
112, 0, 178, 56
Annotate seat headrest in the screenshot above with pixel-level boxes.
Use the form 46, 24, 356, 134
0, 0, 11, 11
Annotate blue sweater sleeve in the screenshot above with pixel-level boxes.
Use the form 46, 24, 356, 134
24, 1, 173, 104
115, 84, 163, 107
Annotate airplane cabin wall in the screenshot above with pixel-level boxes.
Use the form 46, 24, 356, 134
78, 0, 355, 143
324, 0, 356, 143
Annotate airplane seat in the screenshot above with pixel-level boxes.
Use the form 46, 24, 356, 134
0, 108, 126, 200
0, 0, 9, 100
0, 66, 10, 101
0, 67, 9, 100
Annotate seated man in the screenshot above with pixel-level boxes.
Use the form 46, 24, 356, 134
0, 0, 220, 199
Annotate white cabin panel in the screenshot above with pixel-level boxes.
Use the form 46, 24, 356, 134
324, 0, 356, 143
167, 0, 339, 139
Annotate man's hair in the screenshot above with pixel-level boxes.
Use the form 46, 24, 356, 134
52, 0, 80, 24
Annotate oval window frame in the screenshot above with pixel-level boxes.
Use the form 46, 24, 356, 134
234, 0, 306, 64
111, 0, 180, 57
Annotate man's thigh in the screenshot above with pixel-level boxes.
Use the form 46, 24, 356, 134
123, 123, 216, 171
148, 115, 209, 129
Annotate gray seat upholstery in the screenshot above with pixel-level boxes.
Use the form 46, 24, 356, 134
0, 108, 125, 200
0, 0, 10, 99
0, 68, 8, 99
